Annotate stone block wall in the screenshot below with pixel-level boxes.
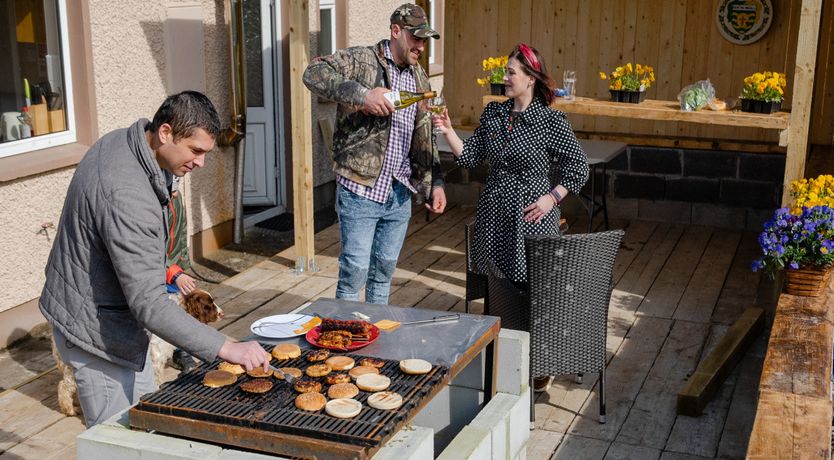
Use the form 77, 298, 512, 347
439, 144, 785, 231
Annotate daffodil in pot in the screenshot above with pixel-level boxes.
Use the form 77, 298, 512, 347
599, 62, 655, 103
751, 203, 834, 297
739, 71, 786, 114
476, 55, 508, 96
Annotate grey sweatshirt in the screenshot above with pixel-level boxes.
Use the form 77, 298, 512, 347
39, 119, 226, 371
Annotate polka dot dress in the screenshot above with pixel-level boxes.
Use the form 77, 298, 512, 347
457, 97, 589, 283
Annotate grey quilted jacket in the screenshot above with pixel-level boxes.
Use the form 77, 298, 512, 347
303, 39, 444, 198
39, 119, 226, 371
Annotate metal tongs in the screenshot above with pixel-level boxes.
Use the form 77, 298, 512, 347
268, 364, 297, 384
398, 313, 460, 326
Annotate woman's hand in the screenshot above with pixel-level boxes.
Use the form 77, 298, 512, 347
432, 109, 452, 135
522, 194, 557, 224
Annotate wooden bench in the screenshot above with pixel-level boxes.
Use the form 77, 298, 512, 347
746, 280, 833, 459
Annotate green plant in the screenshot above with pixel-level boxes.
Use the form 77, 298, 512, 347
599, 63, 655, 91
476, 55, 508, 87
752, 206, 834, 278
740, 71, 786, 102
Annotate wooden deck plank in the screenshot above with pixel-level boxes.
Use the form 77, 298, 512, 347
666, 323, 739, 457
673, 230, 742, 323
552, 433, 610, 460
564, 316, 672, 440
716, 335, 767, 460
676, 309, 764, 417
615, 320, 710, 449
603, 442, 661, 460
637, 227, 713, 318
525, 429, 563, 460
612, 224, 683, 316
0, 370, 66, 453
0, 416, 83, 460
711, 232, 763, 325
0, 336, 55, 393
612, 220, 658, 285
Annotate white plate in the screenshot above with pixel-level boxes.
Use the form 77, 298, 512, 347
250, 314, 316, 338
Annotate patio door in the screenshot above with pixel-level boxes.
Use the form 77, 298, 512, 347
242, 0, 286, 216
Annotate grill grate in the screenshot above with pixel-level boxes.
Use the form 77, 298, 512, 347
132, 344, 448, 449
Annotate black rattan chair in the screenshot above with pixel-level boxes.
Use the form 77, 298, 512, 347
486, 229, 624, 425
464, 221, 488, 313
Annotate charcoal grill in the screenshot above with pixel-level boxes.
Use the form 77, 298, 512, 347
130, 344, 449, 459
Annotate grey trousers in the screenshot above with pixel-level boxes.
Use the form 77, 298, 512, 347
53, 327, 156, 427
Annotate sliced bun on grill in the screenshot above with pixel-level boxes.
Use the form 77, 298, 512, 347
359, 357, 385, 368
356, 373, 391, 392
327, 382, 359, 399
305, 363, 332, 377
274, 367, 302, 380
203, 370, 237, 388
271, 343, 302, 360
325, 372, 352, 385
293, 379, 323, 394
218, 361, 246, 375
295, 392, 327, 411
240, 378, 273, 394
246, 366, 273, 378
348, 365, 380, 380
399, 359, 432, 375
325, 398, 362, 418
367, 391, 403, 410
306, 348, 331, 362
325, 356, 355, 371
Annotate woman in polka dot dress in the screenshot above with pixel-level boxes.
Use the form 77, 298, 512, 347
434, 43, 588, 287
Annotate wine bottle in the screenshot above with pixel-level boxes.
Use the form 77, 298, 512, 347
383, 90, 437, 109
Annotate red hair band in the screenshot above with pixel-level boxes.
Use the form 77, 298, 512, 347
518, 43, 541, 72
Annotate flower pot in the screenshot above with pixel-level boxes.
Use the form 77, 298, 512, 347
609, 90, 646, 104
740, 98, 782, 114
783, 265, 832, 297
490, 83, 506, 96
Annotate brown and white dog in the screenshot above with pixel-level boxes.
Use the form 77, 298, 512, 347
52, 288, 224, 417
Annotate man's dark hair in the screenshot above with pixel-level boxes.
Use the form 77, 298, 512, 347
148, 91, 221, 140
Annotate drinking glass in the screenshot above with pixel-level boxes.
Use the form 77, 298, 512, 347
563, 70, 576, 100
427, 96, 446, 134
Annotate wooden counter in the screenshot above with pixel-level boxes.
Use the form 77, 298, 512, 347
482, 95, 790, 145
746, 281, 834, 459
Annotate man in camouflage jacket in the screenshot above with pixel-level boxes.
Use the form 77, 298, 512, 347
303, 3, 446, 304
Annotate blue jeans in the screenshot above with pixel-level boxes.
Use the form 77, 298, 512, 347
335, 181, 412, 304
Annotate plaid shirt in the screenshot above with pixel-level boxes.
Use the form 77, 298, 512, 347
337, 41, 417, 203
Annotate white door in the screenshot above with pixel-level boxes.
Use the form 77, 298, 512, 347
243, 0, 285, 210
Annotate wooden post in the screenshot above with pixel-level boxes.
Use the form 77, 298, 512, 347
289, 0, 316, 272
782, 0, 823, 205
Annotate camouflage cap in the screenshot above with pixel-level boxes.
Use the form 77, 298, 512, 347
390, 3, 440, 39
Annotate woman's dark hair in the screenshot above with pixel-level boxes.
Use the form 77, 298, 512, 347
148, 91, 221, 140
508, 43, 555, 105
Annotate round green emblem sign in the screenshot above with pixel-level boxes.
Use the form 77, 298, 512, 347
716, 0, 773, 45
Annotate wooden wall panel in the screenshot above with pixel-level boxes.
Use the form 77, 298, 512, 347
445, 0, 833, 147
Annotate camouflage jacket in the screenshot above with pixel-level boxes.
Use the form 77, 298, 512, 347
303, 40, 444, 199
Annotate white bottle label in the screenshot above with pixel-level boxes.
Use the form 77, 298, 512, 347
383, 91, 401, 107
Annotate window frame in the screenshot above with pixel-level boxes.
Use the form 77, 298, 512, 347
428, 0, 444, 76
0, 0, 96, 183
0, 0, 77, 159
318, 0, 337, 57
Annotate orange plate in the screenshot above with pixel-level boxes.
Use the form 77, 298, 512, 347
306, 325, 380, 351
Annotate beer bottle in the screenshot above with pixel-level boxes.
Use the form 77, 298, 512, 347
383, 90, 437, 109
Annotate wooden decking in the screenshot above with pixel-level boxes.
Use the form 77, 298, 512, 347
0, 204, 768, 459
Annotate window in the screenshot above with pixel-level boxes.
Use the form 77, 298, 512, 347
428, 0, 443, 74
319, 0, 336, 56
0, 0, 75, 159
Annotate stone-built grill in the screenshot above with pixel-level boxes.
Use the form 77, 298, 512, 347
129, 344, 449, 459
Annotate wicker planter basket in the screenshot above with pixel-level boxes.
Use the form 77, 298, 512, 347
783, 265, 833, 297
